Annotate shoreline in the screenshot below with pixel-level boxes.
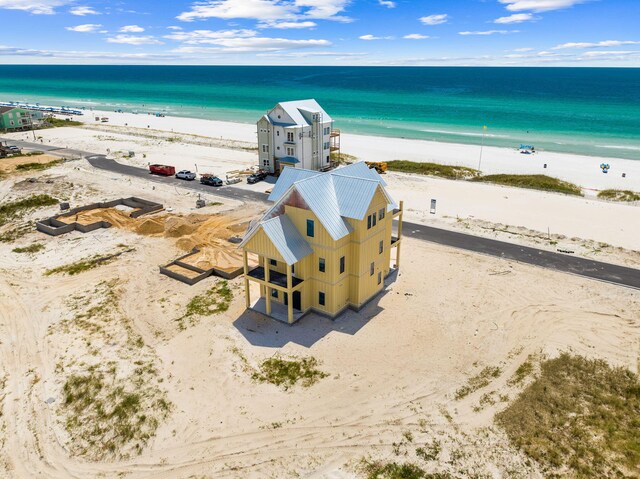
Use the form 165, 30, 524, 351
67, 108, 640, 192
4, 95, 640, 161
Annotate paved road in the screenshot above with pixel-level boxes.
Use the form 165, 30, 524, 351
4, 137, 640, 290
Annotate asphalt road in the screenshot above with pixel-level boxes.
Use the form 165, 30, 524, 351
4, 137, 640, 290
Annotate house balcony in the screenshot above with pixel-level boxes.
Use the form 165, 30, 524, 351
247, 266, 304, 291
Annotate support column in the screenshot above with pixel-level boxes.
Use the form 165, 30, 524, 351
396, 200, 404, 269
243, 250, 250, 308
265, 263, 272, 316
259, 256, 266, 298
287, 263, 293, 324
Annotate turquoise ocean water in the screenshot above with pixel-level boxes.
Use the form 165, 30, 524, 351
0, 65, 638, 160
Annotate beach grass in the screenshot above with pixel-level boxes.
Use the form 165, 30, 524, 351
0, 194, 58, 226
358, 460, 438, 479
44, 117, 83, 128
12, 243, 45, 254
15, 159, 64, 171
252, 355, 328, 390
472, 174, 583, 196
176, 280, 232, 329
597, 189, 640, 202
454, 365, 502, 400
386, 161, 480, 180
44, 248, 132, 276
496, 353, 640, 478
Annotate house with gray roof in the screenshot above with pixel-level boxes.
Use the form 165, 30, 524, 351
240, 162, 403, 323
256, 99, 341, 174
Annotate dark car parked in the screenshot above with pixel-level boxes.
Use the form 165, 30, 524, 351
200, 175, 223, 186
247, 171, 268, 184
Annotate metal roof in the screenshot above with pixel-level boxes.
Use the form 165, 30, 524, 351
332, 175, 380, 220
274, 99, 333, 127
260, 215, 314, 265
294, 174, 353, 241
268, 167, 320, 202
333, 161, 387, 187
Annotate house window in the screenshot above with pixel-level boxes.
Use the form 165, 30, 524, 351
379, 208, 385, 221
372, 213, 377, 227
319, 292, 325, 306
262, 144, 268, 153
271, 289, 278, 298
286, 147, 294, 156
370, 262, 375, 276
287, 131, 294, 142
291, 264, 295, 274
323, 142, 330, 149
379, 240, 384, 254
339, 256, 345, 274
270, 259, 277, 266
262, 159, 269, 167
378, 272, 382, 285
319, 258, 325, 273
276, 130, 280, 136
367, 215, 372, 229
326, 156, 330, 162
307, 219, 314, 237
324, 126, 330, 135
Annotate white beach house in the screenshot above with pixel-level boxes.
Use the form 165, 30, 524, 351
257, 99, 340, 174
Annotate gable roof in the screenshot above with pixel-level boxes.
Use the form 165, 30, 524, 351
260, 215, 314, 265
269, 99, 333, 127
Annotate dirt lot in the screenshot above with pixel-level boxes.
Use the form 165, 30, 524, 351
0, 155, 638, 478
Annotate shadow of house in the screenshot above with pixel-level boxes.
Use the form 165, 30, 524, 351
232, 287, 389, 348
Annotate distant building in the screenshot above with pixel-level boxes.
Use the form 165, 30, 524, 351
0, 106, 33, 131
257, 99, 340, 174
240, 162, 403, 324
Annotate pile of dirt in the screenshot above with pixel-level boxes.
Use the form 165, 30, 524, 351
56, 207, 253, 270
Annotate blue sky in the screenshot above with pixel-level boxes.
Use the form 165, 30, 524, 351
1, 0, 639, 65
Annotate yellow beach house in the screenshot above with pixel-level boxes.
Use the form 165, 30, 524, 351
240, 162, 403, 324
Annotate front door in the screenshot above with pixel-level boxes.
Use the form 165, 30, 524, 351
284, 291, 302, 311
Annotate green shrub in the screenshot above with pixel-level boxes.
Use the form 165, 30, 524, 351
0, 194, 58, 226
12, 243, 44, 254
496, 353, 640, 478
597, 189, 640, 202
472, 174, 582, 195
252, 355, 328, 390
386, 161, 480, 180
15, 160, 64, 171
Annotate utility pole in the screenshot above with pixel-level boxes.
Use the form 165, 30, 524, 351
478, 125, 487, 172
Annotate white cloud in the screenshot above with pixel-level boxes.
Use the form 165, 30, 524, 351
359, 34, 393, 41
419, 14, 448, 25
403, 34, 429, 40
167, 26, 183, 30
106, 35, 163, 45
258, 50, 366, 57
378, 0, 395, 8
119, 25, 145, 33
514, 47, 534, 51
459, 30, 518, 35
164, 29, 257, 44
582, 50, 636, 57
499, 0, 588, 12
259, 20, 317, 29
69, 5, 98, 15
494, 13, 536, 23
177, 0, 351, 23
552, 40, 640, 49
65, 23, 102, 32
172, 37, 330, 53
0, 0, 70, 14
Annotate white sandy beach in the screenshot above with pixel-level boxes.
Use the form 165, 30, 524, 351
73, 109, 640, 191
7, 109, 639, 255
0, 107, 638, 479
